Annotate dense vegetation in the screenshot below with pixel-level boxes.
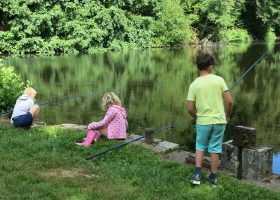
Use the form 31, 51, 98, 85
0, 125, 279, 199
0, 0, 279, 54
0, 63, 29, 113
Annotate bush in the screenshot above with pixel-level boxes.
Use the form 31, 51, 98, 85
0, 63, 29, 112
265, 28, 277, 42
152, 0, 194, 46
219, 28, 252, 43
0, 1, 158, 54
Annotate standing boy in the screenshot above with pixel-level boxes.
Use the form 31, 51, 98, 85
11, 87, 40, 128
187, 53, 232, 185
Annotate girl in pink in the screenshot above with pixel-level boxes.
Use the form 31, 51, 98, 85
76, 92, 128, 147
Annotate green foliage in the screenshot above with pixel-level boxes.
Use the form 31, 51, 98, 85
182, 0, 279, 41
100, 0, 163, 17
0, 0, 159, 54
183, 0, 246, 41
1, 0, 279, 54
153, 0, 194, 46
265, 28, 277, 42
2, 0, 194, 54
0, 64, 29, 112
240, 0, 280, 39
219, 28, 252, 43
240, 1, 268, 39
254, 0, 280, 36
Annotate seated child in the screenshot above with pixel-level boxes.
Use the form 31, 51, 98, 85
76, 92, 128, 147
11, 87, 40, 128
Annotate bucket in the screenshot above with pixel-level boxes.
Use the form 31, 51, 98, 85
272, 152, 280, 175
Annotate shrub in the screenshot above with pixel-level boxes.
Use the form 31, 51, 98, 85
0, 63, 29, 112
219, 28, 252, 43
265, 28, 277, 42
152, 0, 193, 47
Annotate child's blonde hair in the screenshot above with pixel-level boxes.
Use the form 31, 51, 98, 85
24, 87, 37, 98
102, 92, 122, 110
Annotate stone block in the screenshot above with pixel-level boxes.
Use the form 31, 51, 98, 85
126, 134, 161, 144
152, 141, 179, 154
60, 124, 77, 128
221, 140, 240, 177
242, 146, 272, 181
59, 124, 87, 130
232, 126, 256, 148
73, 125, 87, 130
145, 128, 155, 144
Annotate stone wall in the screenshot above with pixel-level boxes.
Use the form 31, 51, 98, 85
221, 140, 272, 181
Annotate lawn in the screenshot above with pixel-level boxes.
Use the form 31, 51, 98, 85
0, 125, 279, 200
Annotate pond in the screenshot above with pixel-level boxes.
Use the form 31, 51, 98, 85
3, 43, 280, 158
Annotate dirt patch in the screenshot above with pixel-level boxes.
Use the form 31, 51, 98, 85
40, 168, 95, 179
0, 115, 11, 126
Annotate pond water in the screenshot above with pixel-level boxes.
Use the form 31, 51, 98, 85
3, 43, 280, 158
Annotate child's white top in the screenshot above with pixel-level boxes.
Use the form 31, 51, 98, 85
10, 94, 34, 123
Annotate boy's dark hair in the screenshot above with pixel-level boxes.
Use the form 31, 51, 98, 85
196, 53, 214, 70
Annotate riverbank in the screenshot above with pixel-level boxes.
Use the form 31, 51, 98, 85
0, 123, 279, 199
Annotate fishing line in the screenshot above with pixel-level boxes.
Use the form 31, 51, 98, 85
86, 48, 271, 160
0, 88, 109, 116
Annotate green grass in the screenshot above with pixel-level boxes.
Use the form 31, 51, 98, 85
0, 125, 279, 200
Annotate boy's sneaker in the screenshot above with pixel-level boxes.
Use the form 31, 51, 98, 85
206, 174, 218, 185
191, 174, 201, 185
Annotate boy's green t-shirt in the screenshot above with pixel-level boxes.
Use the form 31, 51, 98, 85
187, 74, 228, 125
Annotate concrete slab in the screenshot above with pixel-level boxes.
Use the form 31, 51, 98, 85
73, 125, 87, 130
60, 124, 78, 128
152, 141, 179, 154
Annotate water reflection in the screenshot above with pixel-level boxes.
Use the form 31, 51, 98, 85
273, 153, 280, 175
3, 43, 280, 151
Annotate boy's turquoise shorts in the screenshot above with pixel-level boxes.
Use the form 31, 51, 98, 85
196, 124, 226, 153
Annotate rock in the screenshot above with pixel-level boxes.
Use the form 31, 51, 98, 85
152, 141, 179, 154
242, 146, 272, 181
221, 140, 240, 178
221, 140, 273, 181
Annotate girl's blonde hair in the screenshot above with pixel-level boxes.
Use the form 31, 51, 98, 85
102, 92, 122, 110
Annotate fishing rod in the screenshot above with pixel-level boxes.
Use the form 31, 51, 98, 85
86, 48, 271, 160
0, 89, 106, 116
86, 119, 195, 160
228, 49, 270, 91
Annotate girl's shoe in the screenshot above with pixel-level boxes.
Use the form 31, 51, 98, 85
75, 142, 91, 147
75, 130, 96, 146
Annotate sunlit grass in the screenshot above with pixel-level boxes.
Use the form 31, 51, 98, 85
0, 125, 279, 200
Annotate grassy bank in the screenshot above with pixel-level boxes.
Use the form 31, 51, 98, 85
0, 125, 279, 200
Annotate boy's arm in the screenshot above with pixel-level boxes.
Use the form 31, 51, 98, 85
187, 101, 197, 119
223, 91, 232, 123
